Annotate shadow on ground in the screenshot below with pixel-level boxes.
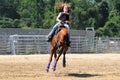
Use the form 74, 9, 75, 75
67, 73, 103, 78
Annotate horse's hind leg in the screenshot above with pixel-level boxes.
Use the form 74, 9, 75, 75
63, 47, 68, 67
63, 53, 66, 67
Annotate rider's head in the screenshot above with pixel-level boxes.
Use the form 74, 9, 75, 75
57, 2, 71, 13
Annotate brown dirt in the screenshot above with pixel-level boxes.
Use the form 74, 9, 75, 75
0, 54, 120, 80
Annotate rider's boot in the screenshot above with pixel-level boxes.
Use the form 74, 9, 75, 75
67, 41, 71, 47
47, 31, 56, 42
67, 35, 71, 47
47, 28, 58, 42
47, 36, 52, 42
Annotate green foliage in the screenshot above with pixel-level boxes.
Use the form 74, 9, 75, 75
96, 27, 104, 37
0, 17, 14, 28
104, 16, 120, 37
0, 0, 120, 37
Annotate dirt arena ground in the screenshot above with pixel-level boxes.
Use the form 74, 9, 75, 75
0, 54, 120, 80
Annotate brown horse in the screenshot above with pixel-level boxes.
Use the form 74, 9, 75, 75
46, 26, 69, 72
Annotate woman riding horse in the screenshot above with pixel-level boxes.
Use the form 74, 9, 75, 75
47, 2, 71, 46
46, 2, 71, 72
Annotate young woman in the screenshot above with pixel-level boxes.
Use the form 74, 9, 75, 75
47, 2, 71, 45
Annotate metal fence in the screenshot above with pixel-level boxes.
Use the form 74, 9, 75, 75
1, 34, 120, 54
1, 28, 120, 54
9, 34, 95, 54
0, 28, 95, 54
0, 35, 10, 54
8, 34, 120, 54
9, 35, 49, 54
94, 37, 120, 53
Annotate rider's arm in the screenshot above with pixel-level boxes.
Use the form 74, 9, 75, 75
56, 12, 62, 22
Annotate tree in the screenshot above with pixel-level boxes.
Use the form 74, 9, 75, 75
0, 0, 120, 37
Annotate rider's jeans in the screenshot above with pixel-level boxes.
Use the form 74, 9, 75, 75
47, 22, 70, 40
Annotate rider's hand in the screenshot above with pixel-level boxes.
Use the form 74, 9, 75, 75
61, 21, 65, 24
65, 21, 69, 24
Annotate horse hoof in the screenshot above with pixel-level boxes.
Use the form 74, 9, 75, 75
52, 67, 56, 71
63, 64, 66, 67
52, 68, 56, 71
46, 68, 49, 72
45, 66, 49, 72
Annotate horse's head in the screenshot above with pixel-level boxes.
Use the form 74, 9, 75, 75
57, 26, 68, 47
50, 25, 69, 48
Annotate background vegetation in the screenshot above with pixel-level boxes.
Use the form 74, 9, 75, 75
0, 0, 120, 37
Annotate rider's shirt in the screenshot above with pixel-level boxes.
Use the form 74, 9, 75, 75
59, 12, 69, 22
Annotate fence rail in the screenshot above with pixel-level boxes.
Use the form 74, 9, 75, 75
8, 35, 120, 54
0, 28, 120, 54
94, 37, 120, 53
1, 34, 120, 54
9, 35, 49, 54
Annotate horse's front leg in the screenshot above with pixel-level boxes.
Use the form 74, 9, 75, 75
46, 47, 54, 72
52, 48, 57, 71
52, 47, 63, 71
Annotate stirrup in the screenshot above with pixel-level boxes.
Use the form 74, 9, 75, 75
67, 41, 71, 47
47, 36, 52, 42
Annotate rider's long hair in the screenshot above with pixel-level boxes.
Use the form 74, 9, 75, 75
56, 2, 71, 13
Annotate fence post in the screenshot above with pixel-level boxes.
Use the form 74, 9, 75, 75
9, 35, 16, 55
